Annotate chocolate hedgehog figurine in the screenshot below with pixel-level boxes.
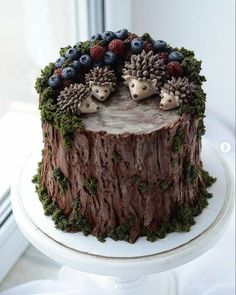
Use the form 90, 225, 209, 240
160, 77, 195, 111
85, 67, 117, 102
57, 83, 99, 114
122, 50, 166, 101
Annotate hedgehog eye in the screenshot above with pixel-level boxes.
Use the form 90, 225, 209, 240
104, 89, 108, 93
142, 85, 147, 90
168, 99, 172, 102
131, 83, 134, 88
95, 89, 99, 93
86, 103, 90, 108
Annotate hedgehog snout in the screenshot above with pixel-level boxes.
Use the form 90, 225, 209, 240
133, 94, 138, 99
100, 95, 105, 100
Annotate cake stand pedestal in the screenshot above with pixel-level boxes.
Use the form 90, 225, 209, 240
11, 140, 234, 295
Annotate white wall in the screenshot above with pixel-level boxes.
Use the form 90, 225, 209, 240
131, 0, 235, 127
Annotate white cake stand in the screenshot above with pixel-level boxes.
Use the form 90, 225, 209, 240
11, 139, 234, 295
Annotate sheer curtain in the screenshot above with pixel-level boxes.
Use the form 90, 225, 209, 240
0, 0, 81, 282
0, 0, 77, 115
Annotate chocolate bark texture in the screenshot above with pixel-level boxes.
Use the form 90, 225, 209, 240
39, 112, 207, 243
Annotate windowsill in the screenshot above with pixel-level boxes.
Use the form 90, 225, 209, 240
0, 102, 42, 282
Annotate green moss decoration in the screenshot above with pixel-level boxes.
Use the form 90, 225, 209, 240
35, 63, 55, 95
32, 161, 42, 184
59, 45, 71, 56
39, 87, 57, 106
33, 163, 90, 234
40, 98, 84, 148
144, 188, 212, 242
35, 61, 84, 149
197, 119, 206, 141
96, 233, 106, 243
159, 180, 170, 191
175, 47, 207, 120
75, 41, 91, 54
68, 198, 91, 235
185, 164, 198, 184
54, 111, 84, 148
107, 215, 135, 241
138, 181, 149, 193
33, 161, 215, 243
178, 86, 206, 118
112, 151, 122, 162
53, 168, 68, 193
83, 178, 97, 195
173, 128, 185, 152
141, 32, 153, 42
200, 169, 217, 188
61, 58, 74, 69
179, 47, 206, 86
130, 175, 149, 193
130, 175, 141, 184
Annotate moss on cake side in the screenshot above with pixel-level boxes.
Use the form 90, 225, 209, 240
32, 162, 216, 243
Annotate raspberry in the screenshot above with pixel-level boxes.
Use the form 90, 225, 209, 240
54, 68, 62, 76
126, 33, 138, 41
108, 39, 125, 56
144, 41, 154, 53
158, 52, 169, 64
166, 61, 184, 77
90, 45, 106, 61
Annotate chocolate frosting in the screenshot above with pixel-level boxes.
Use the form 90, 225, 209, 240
40, 84, 204, 243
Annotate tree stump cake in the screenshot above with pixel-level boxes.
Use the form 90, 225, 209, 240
34, 30, 216, 243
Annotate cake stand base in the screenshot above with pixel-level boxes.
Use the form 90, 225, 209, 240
57, 266, 177, 295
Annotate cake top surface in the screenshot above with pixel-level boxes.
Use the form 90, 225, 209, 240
83, 83, 180, 134
35, 29, 207, 146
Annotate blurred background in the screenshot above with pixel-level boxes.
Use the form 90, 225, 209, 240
0, 0, 235, 293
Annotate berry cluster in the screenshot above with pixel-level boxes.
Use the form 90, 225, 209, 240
48, 29, 185, 89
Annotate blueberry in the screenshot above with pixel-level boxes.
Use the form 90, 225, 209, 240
48, 75, 62, 88
102, 31, 116, 42
72, 60, 82, 70
168, 51, 184, 62
65, 48, 80, 59
55, 57, 65, 68
79, 54, 93, 67
61, 67, 76, 79
91, 33, 102, 42
104, 51, 117, 65
154, 40, 168, 52
115, 28, 128, 40
131, 38, 144, 54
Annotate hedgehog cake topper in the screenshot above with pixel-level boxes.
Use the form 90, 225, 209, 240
122, 50, 166, 101
85, 66, 117, 101
159, 77, 195, 111
57, 83, 98, 114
